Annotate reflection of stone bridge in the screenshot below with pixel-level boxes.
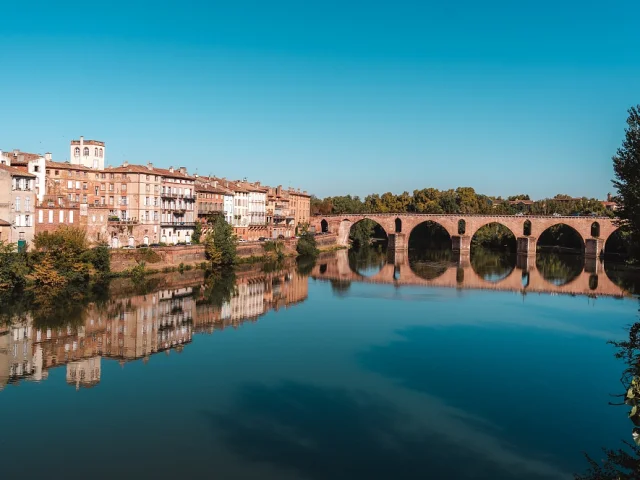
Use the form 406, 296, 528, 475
311, 214, 618, 258
311, 249, 629, 297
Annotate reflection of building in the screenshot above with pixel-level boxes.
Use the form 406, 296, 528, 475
67, 356, 101, 390
1, 266, 309, 390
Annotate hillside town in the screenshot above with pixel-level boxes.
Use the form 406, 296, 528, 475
0, 137, 310, 249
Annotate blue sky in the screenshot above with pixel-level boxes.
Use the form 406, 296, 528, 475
1, 0, 638, 199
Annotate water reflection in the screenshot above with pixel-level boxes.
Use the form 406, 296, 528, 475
470, 248, 516, 283
348, 246, 387, 277
0, 264, 308, 390
536, 253, 584, 286
408, 248, 452, 280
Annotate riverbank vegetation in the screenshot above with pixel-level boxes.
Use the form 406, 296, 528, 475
296, 228, 319, 257
204, 215, 237, 267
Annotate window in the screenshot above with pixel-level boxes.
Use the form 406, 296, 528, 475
55, 170, 59, 176
76, 181, 81, 189
94, 148, 98, 156
83, 147, 89, 156
121, 183, 127, 191
67, 180, 73, 189
83, 182, 87, 190
38, 209, 43, 223
74, 147, 80, 157
25, 197, 30, 212
48, 210, 53, 223
69, 210, 73, 223
34, 165, 39, 173
15, 197, 20, 211
99, 148, 103, 158
82, 195, 87, 204
59, 210, 64, 223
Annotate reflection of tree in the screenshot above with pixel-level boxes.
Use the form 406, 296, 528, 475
604, 263, 640, 296
348, 246, 386, 277
538, 225, 584, 252
330, 279, 351, 296
199, 269, 237, 308
408, 248, 451, 281
575, 319, 640, 479
296, 256, 316, 276
408, 222, 450, 251
536, 253, 583, 286
470, 248, 516, 282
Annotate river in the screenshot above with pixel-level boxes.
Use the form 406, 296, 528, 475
0, 248, 638, 480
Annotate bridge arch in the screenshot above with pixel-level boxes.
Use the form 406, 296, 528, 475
536, 223, 585, 253
467, 220, 518, 243
321, 219, 329, 233
338, 217, 389, 247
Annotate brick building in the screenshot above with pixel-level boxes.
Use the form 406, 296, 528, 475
0, 163, 36, 247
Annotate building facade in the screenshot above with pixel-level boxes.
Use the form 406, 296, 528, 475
158, 167, 196, 244
0, 164, 36, 247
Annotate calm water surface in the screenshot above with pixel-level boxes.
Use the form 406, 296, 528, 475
1, 249, 638, 480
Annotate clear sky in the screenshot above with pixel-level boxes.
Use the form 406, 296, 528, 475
1, 0, 638, 200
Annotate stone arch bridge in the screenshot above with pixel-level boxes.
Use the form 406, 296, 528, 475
311, 214, 618, 258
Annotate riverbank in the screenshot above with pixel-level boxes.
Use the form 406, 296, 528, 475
109, 234, 340, 273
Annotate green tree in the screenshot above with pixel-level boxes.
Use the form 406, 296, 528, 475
350, 219, 376, 248
0, 241, 28, 291
192, 221, 203, 244
613, 105, 640, 261
204, 215, 237, 267
296, 227, 319, 257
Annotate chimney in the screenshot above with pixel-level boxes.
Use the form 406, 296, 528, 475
80, 136, 84, 146
169, 166, 174, 173
147, 162, 153, 170
179, 166, 187, 174
255, 181, 260, 186
45, 153, 52, 161
123, 160, 129, 167
13, 149, 19, 155
213, 181, 218, 188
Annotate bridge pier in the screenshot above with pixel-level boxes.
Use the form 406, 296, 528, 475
516, 254, 536, 272
516, 236, 536, 256
387, 233, 408, 266
584, 256, 602, 275
451, 235, 470, 253
585, 238, 604, 259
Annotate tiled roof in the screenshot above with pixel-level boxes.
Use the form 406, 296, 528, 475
0, 219, 11, 226
0, 163, 36, 177
46, 160, 92, 171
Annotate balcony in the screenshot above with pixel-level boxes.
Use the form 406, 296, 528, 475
109, 217, 138, 224
160, 221, 195, 227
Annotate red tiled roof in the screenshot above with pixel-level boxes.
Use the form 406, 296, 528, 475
46, 160, 92, 171
0, 163, 36, 177
0, 219, 11, 226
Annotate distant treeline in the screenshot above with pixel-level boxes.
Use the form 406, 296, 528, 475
311, 188, 612, 217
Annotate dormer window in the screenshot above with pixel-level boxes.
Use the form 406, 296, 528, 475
74, 147, 80, 157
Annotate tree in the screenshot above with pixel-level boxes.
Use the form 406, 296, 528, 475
613, 105, 640, 260
0, 241, 28, 291
204, 215, 236, 267
192, 221, 203, 244
296, 227, 319, 257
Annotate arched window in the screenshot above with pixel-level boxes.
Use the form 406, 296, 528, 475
523, 220, 532, 236
83, 147, 89, 156
321, 219, 328, 233
99, 148, 103, 158
94, 148, 98, 156
457, 219, 466, 235
395, 217, 402, 233
591, 222, 600, 238
74, 147, 80, 157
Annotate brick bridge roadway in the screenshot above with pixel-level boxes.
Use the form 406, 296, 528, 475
310, 213, 618, 258
312, 249, 629, 297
